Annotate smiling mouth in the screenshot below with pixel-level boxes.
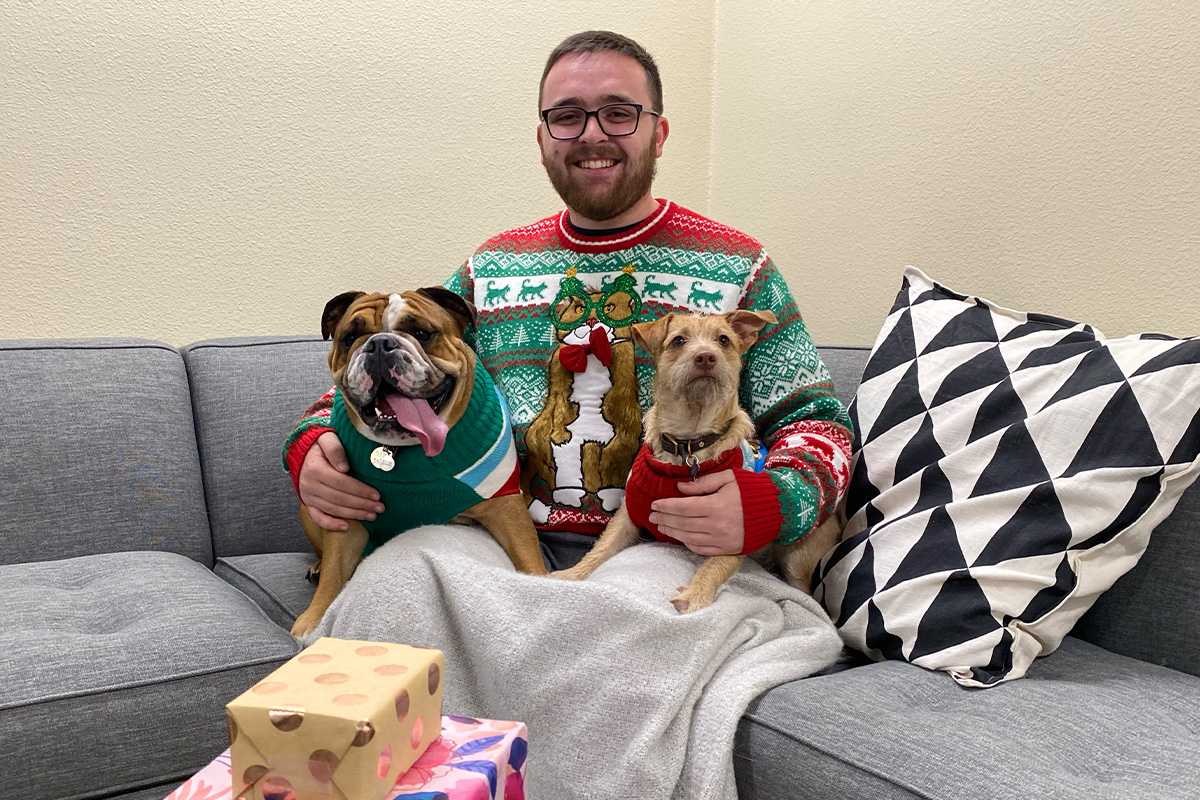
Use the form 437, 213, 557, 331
357, 377, 454, 430
576, 158, 618, 170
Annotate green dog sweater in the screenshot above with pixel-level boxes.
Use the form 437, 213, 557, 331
330, 359, 521, 557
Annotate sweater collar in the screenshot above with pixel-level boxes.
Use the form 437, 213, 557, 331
555, 199, 673, 252
637, 443, 743, 479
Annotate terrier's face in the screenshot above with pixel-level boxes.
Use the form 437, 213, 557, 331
632, 310, 777, 407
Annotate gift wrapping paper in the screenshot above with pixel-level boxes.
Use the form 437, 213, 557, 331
166, 716, 528, 800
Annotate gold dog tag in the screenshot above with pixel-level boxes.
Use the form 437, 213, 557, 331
370, 446, 395, 472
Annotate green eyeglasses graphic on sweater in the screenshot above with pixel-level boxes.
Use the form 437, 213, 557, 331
549, 270, 643, 331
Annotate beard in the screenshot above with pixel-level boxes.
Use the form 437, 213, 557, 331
543, 135, 658, 223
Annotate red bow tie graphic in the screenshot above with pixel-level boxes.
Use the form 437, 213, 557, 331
558, 325, 613, 372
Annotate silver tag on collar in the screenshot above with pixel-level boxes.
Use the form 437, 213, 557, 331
370, 446, 396, 472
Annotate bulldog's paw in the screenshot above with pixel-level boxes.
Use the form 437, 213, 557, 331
290, 610, 323, 639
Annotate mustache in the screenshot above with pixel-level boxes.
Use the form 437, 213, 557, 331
567, 145, 624, 161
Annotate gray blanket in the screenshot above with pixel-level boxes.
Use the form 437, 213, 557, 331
310, 524, 842, 799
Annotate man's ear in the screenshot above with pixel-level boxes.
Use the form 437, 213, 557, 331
653, 116, 669, 158
724, 309, 777, 351
322, 292, 366, 340
417, 287, 477, 335
632, 314, 673, 359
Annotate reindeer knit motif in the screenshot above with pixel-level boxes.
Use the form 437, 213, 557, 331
284, 199, 853, 546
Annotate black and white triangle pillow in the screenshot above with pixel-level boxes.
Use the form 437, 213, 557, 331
814, 267, 1200, 687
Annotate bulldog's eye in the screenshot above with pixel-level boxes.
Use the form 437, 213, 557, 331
670, 335, 686, 348
718, 334, 732, 347
340, 332, 357, 350
412, 328, 435, 344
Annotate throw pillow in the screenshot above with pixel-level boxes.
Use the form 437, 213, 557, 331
814, 267, 1200, 687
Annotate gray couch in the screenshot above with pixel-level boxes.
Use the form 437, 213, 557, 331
2, 336, 1197, 800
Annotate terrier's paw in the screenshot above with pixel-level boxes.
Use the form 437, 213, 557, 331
669, 585, 715, 614
551, 566, 590, 581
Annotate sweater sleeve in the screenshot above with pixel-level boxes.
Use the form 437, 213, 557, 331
736, 255, 854, 550
281, 387, 337, 496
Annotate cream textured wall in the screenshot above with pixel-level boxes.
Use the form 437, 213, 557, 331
710, 0, 1200, 344
2, 0, 714, 343
5, 1, 1198, 346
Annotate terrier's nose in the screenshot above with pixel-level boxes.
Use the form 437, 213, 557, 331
694, 351, 717, 369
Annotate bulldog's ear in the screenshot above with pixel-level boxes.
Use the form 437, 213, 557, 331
632, 314, 674, 359
417, 287, 477, 335
322, 291, 366, 340
724, 309, 778, 351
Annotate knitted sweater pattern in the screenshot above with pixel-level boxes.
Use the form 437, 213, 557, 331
285, 199, 854, 548
624, 442, 781, 554
329, 359, 520, 557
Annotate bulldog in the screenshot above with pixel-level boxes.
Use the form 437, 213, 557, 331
290, 287, 547, 638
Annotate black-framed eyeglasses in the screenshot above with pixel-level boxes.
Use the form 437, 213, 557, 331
540, 103, 661, 140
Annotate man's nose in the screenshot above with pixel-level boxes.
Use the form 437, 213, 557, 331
577, 111, 608, 143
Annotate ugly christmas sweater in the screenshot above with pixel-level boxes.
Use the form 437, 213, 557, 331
327, 360, 521, 558
284, 199, 853, 550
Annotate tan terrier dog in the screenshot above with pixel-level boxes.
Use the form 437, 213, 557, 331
554, 310, 843, 612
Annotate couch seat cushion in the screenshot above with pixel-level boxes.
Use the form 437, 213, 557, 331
1, 551, 299, 800
734, 636, 1200, 799
214, 552, 317, 629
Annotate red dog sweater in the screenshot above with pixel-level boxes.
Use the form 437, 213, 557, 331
622, 441, 783, 554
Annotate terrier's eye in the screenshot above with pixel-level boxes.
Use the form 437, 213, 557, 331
670, 336, 686, 348
718, 335, 732, 347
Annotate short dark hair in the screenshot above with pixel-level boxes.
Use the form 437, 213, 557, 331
539, 31, 663, 114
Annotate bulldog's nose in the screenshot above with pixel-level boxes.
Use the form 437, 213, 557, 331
694, 350, 717, 369
363, 334, 398, 354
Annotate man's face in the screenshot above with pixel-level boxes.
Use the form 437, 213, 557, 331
538, 51, 668, 227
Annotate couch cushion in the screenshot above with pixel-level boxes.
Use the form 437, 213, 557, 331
180, 336, 333, 558
735, 635, 1200, 800
0, 338, 213, 566
815, 268, 1200, 686
214, 552, 317, 629
0, 551, 299, 800
1072, 476, 1200, 676
817, 345, 871, 409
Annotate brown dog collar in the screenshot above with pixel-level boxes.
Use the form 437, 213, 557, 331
660, 422, 733, 479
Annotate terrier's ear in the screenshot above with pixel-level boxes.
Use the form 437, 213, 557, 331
416, 287, 477, 335
632, 314, 674, 359
322, 292, 366, 340
724, 309, 778, 351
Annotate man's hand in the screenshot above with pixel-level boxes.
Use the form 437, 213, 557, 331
648, 470, 744, 556
298, 431, 384, 530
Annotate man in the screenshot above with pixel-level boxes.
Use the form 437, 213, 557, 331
284, 31, 852, 569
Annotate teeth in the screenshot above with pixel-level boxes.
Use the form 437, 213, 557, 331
579, 159, 616, 169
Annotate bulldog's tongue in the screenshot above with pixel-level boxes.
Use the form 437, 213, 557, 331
383, 394, 448, 457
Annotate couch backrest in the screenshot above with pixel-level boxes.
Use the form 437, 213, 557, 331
181, 336, 333, 558
822, 344, 1200, 678
0, 339, 213, 566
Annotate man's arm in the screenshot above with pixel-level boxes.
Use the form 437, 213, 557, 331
649, 256, 853, 554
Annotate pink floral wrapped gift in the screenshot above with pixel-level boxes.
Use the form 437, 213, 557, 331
167, 716, 528, 800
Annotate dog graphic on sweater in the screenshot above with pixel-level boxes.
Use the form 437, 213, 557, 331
523, 268, 643, 523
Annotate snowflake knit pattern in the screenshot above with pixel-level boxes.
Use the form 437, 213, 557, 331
284, 199, 853, 546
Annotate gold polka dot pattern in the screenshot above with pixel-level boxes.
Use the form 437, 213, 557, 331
226, 637, 444, 800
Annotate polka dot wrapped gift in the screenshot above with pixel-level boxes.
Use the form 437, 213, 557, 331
225, 637, 444, 800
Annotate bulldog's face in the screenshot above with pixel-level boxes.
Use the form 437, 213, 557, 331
322, 287, 478, 456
